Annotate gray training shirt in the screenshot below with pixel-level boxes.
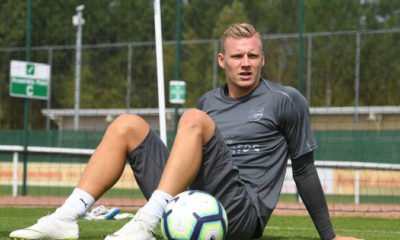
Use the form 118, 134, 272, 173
197, 79, 317, 223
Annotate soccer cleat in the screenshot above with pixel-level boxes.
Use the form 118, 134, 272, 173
104, 211, 158, 240
9, 215, 78, 240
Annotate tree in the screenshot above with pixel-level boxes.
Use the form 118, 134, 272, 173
1, 0, 399, 129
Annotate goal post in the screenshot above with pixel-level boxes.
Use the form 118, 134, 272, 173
153, 0, 167, 144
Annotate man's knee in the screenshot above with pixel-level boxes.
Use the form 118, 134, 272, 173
179, 109, 207, 128
178, 109, 215, 142
107, 114, 150, 145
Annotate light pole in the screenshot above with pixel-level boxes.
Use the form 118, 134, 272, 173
72, 5, 85, 130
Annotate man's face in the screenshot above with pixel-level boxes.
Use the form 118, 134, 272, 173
218, 35, 265, 98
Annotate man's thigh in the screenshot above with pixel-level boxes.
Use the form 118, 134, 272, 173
190, 128, 260, 240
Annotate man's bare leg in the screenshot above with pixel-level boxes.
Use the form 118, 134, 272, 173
51, 114, 152, 221
34, 113, 150, 218
9, 114, 151, 239
105, 109, 216, 240
158, 109, 215, 195
136, 109, 215, 219
78, 114, 150, 199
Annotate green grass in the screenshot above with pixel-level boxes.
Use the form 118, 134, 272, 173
1, 207, 399, 240
2, 185, 399, 204
0, 185, 146, 199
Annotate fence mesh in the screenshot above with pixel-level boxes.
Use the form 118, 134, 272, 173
0, 0, 399, 216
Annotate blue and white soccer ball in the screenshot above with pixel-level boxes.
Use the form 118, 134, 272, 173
161, 190, 228, 240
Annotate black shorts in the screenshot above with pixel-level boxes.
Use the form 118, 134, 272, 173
127, 129, 262, 239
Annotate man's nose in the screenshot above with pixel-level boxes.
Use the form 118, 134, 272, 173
241, 55, 250, 66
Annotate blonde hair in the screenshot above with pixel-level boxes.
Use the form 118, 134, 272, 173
220, 23, 262, 53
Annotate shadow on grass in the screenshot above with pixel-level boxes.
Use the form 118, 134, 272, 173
259, 236, 319, 240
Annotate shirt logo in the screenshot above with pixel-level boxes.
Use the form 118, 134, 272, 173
248, 107, 264, 121
230, 144, 260, 155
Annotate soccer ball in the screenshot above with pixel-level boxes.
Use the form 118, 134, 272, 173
161, 190, 228, 240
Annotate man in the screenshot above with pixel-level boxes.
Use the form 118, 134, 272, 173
10, 23, 357, 240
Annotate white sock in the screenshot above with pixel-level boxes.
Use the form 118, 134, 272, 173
54, 188, 95, 221
140, 190, 173, 219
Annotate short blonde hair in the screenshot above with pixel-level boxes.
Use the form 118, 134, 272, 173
220, 23, 262, 53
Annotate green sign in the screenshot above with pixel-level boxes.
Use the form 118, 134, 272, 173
10, 60, 50, 100
169, 80, 186, 104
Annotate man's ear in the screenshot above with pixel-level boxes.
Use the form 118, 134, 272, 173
218, 53, 225, 69
262, 53, 265, 67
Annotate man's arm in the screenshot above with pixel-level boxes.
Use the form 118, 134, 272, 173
292, 151, 336, 240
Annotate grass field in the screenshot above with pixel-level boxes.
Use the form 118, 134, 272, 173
2, 185, 399, 204
1, 207, 399, 240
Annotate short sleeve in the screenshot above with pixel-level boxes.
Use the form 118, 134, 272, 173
278, 87, 317, 159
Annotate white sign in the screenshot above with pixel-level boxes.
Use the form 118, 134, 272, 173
169, 80, 186, 104
10, 60, 51, 100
